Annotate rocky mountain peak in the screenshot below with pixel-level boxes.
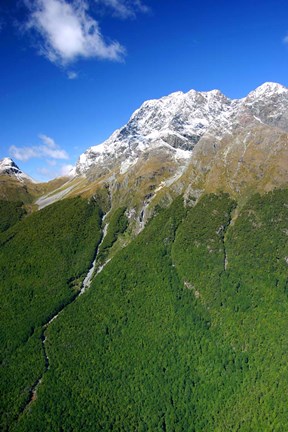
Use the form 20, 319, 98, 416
76, 87, 234, 176
246, 82, 288, 99
75, 82, 288, 180
241, 82, 288, 131
0, 157, 35, 183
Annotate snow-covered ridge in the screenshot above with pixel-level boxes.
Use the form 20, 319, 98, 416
0, 157, 36, 183
76, 82, 288, 175
246, 82, 287, 99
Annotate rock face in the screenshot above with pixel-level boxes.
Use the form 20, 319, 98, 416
244, 82, 288, 131
0, 158, 34, 183
72, 82, 288, 221
75, 83, 288, 195
76, 88, 234, 176
1, 83, 286, 224
184, 83, 288, 197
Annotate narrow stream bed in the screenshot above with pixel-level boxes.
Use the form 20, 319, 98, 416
80, 215, 109, 295
20, 212, 110, 415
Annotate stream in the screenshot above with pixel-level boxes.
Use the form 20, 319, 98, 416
20, 212, 110, 414
80, 215, 109, 295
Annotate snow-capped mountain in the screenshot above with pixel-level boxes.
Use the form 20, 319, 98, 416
0, 157, 35, 183
76, 82, 288, 177
244, 82, 288, 131
76, 88, 233, 175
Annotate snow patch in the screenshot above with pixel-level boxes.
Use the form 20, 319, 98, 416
75, 82, 287, 176
0, 157, 36, 183
120, 157, 138, 174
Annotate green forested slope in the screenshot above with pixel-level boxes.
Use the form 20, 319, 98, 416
12, 189, 288, 431
0, 201, 26, 233
0, 198, 103, 431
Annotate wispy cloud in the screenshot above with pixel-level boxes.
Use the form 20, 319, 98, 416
94, 0, 149, 19
24, 0, 125, 65
67, 70, 78, 79
9, 134, 69, 162
60, 164, 75, 176
284, 35, 288, 45
37, 163, 74, 179
9, 146, 39, 162
38, 133, 57, 148
37, 167, 52, 177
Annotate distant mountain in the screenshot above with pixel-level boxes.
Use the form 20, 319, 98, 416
0, 158, 69, 204
0, 157, 35, 183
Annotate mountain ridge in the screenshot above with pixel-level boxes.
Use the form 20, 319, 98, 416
75, 81, 288, 177
1, 82, 287, 221
0, 157, 35, 183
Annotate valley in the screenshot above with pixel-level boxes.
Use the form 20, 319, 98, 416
0, 82, 288, 431
2, 190, 287, 432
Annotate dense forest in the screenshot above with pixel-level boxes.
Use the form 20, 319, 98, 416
0, 201, 26, 233
0, 198, 103, 430
1, 190, 288, 431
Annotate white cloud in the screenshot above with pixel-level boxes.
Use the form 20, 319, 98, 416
67, 71, 78, 79
37, 163, 75, 180
95, 0, 149, 19
47, 159, 57, 166
60, 164, 75, 176
37, 167, 51, 177
25, 0, 125, 65
9, 146, 39, 162
284, 35, 288, 44
41, 146, 69, 159
38, 133, 57, 148
9, 134, 69, 162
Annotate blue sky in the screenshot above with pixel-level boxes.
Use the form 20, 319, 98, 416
0, 0, 288, 181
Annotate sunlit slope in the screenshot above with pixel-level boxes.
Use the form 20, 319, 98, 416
15, 189, 288, 431
0, 174, 69, 205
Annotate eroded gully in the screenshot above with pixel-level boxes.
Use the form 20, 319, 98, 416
19, 212, 110, 415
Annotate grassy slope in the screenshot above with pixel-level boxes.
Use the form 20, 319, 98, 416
0, 176, 70, 207
0, 198, 103, 431
13, 189, 288, 431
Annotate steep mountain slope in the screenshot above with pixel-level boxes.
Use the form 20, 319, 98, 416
0, 158, 36, 203
13, 189, 288, 432
48, 82, 287, 228
75, 82, 288, 181
0, 198, 103, 430
6, 82, 283, 228
0, 201, 26, 233
76, 88, 232, 176
1, 83, 288, 431
2, 83, 286, 212
0, 158, 35, 183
